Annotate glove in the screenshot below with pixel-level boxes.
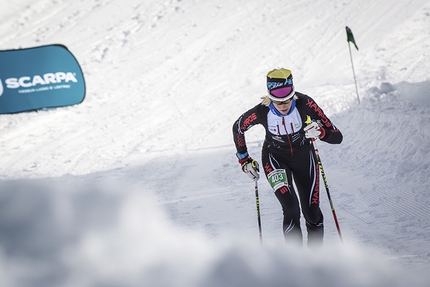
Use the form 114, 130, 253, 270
304, 121, 326, 139
237, 152, 260, 181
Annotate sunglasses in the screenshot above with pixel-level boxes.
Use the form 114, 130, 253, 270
273, 98, 293, 105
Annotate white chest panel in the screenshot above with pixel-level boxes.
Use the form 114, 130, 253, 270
267, 108, 303, 135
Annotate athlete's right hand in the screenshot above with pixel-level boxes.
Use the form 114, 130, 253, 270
237, 152, 260, 181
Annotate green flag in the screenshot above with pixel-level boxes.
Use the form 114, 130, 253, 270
346, 26, 359, 50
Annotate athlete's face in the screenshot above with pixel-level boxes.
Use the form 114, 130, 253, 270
273, 99, 293, 114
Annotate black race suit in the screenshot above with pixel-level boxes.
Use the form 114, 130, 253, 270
232, 92, 343, 247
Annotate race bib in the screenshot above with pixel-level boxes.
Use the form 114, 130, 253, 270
268, 169, 288, 190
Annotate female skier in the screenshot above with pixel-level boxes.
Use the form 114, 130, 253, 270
232, 68, 343, 248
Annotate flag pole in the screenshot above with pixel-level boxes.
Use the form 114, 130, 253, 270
348, 42, 360, 104
345, 26, 360, 104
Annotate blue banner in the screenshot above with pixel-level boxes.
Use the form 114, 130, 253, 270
0, 44, 85, 114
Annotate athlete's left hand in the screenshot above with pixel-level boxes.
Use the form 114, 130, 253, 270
304, 122, 326, 139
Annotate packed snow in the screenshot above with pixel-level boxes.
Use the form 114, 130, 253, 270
1, 0, 430, 286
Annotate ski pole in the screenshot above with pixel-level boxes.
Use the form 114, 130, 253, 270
254, 179, 263, 245
313, 140, 344, 243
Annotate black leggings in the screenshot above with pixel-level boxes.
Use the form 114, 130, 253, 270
261, 144, 324, 247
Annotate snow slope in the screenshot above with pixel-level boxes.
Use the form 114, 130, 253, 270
1, 0, 430, 286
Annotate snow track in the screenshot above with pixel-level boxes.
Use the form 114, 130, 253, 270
1, 0, 430, 286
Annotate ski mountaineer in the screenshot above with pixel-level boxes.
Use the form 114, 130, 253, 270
232, 68, 343, 248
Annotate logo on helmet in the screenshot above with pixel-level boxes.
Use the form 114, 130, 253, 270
267, 78, 293, 90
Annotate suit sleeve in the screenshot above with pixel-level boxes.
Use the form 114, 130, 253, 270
232, 105, 263, 155
304, 96, 343, 144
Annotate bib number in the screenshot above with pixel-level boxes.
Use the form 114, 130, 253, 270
268, 169, 288, 190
